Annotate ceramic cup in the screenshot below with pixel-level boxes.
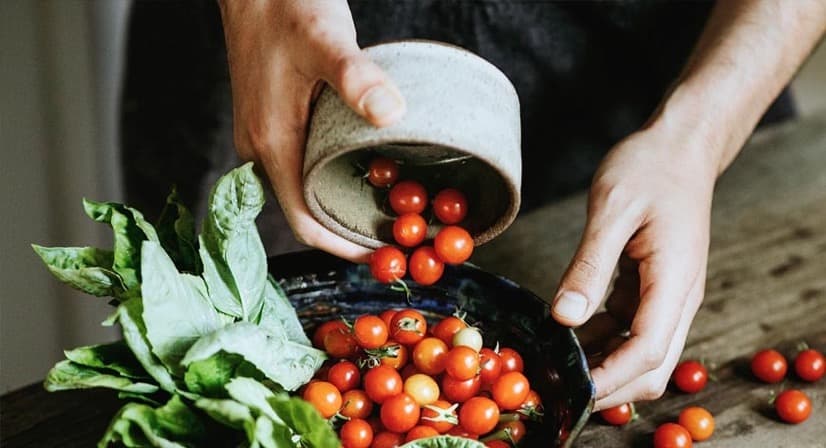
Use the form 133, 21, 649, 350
304, 40, 521, 249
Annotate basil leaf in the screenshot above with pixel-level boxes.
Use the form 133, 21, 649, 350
269, 395, 339, 448
194, 397, 253, 430
44, 360, 158, 394
181, 323, 325, 391
115, 297, 177, 393
157, 188, 201, 274
31, 245, 127, 299
184, 352, 246, 398
64, 340, 148, 379
257, 276, 311, 346
251, 415, 294, 448
200, 162, 266, 322
99, 395, 204, 448
141, 241, 222, 376
399, 436, 488, 448
224, 377, 282, 424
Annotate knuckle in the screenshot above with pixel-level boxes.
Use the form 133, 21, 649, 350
333, 55, 363, 91
303, 13, 332, 45
569, 255, 601, 280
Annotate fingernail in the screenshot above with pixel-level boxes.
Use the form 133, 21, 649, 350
553, 291, 588, 321
362, 85, 404, 123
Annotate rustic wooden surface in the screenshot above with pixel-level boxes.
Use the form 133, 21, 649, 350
474, 112, 826, 447
2, 113, 825, 447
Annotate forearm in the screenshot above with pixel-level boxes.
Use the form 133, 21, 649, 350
651, 0, 826, 175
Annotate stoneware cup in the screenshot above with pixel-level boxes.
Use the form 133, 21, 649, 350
304, 40, 521, 249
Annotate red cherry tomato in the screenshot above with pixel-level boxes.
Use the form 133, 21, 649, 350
324, 328, 359, 359
678, 406, 714, 441
447, 425, 478, 440
479, 348, 503, 387
441, 374, 482, 403
775, 389, 812, 424
497, 420, 526, 444
405, 425, 440, 442
368, 157, 399, 188
600, 403, 634, 426
400, 364, 420, 381
376, 342, 409, 370
379, 310, 398, 330
341, 418, 374, 448
380, 393, 421, 433
364, 365, 403, 404
353, 315, 389, 350
432, 316, 468, 347
327, 360, 361, 392
794, 348, 825, 382
498, 348, 524, 374
340, 389, 374, 419
371, 431, 404, 448
491, 372, 530, 411
389, 180, 428, 215
420, 399, 457, 433
313, 320, 348, 349
434, 226, 474, 265
485, 441, 509, 448
653, 423, 693, 448
393, 213, 427, 248
459, 397, 500, 436
672, 360, 708, 393
370, 246, 407, 284
302, 381, 342, 419
412, 337, 449, 375
751, 349, 788, 383
390, 309, 427, 346
445, 346, 481, 381
519, 389, 543, 419
409, 246, 445, 286
433, 188, 468, 225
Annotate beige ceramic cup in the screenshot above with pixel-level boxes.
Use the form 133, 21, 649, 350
303, 40, 521, 249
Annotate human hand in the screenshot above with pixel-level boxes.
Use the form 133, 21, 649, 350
551, 122, 717, 410
219, 0, 406, 262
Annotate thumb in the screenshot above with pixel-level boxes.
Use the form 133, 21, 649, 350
317, 43, 406, 128
552, 204, 641, 327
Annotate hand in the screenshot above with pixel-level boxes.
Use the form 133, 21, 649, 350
551, 121, 717, 410
219, 0, 406, 262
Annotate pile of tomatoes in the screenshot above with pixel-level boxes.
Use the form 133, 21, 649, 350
304, 308, 543, 448
599, 345, 824, 447
365, 157, 474, 287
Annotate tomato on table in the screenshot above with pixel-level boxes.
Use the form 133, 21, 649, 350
678, 406, 714, 441
672, 360, 708, 393
432, 316, 468, 347
403, 373, 440, 406
434, 226, 474, 264
433, 188, 468, 225
353, 315, 389, 350
491, 372, 530, 410
653, 423, 693, 448
302, 381, 342, 419
367, 157, 399, 188
459, 396, 500, 435
364, 365, 403, 404
390, 309, 427, 345
775, 389, 812, 424
393, 213, 428, 248
340, 389, 374, 419
412, 337, 449, 375
327, 360, 361, 392
340, 418, 374, 448
389, 180, 428, 215
370, 246, 407, 284
794, 348, 825, 382
445, 345, 481, 381
600, 403, 634, 426
409, 246, 445, 286
380, 393, 421, 433
751, 349, 788, 383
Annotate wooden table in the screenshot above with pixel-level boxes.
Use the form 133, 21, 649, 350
2, 113, 825, 447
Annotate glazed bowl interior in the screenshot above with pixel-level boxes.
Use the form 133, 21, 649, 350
270, 250, 595, 447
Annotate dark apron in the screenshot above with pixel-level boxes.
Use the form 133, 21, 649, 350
121, 0, 795, 256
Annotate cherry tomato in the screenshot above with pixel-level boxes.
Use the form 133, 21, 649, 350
340, 389, 374, 419
447, 425, 479, 440
380, 393, 421, 433
313, 320, 348, 349
678, 406, 714, 441
409, 246, 445, 286
393, 213, 427, 248
492, 372, 530, 411
341, 418, 374, 448
434, 226, 474, 265
445, 346, 481, 381
389, 180, 428, 215
497, 420, 526, 444
432, 316, 468, 347
600, 403, 634, 426
324, 328, 359, 359
498, 348, 524, 374
519, 389, 543, 419
377, 342, 409, 370
371, 431, 404, 448
405, 426, 440, 442
775, 389, 812, 424
364, 365, 403, 404
379, 310, 398, 330
452, 327, 483, 352
420, 399, 458, 433
368, 157, 399, 188
485, 441, 509, 448
390, 309, 427, 345
479, 348, 503, 387
794, 348, 825, 382
751, 349, 787, 383
412, 337, 449, 375
302, 381, 342, 419
653, 423, 693, 448
672, 360, 708, 393
401, 364, 420, 381
459, 397, 500, 436
327, 360, 361, 392
404, 373, 440, 406
354, 315, 390, 350
433, 188, 468, 225
442, 374, 482, 403
370, 246, 407, 284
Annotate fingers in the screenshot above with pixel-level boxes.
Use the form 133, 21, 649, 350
551, 190, 644, 327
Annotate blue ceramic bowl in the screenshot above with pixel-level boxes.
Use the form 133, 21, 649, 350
270, 250, 595, 447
